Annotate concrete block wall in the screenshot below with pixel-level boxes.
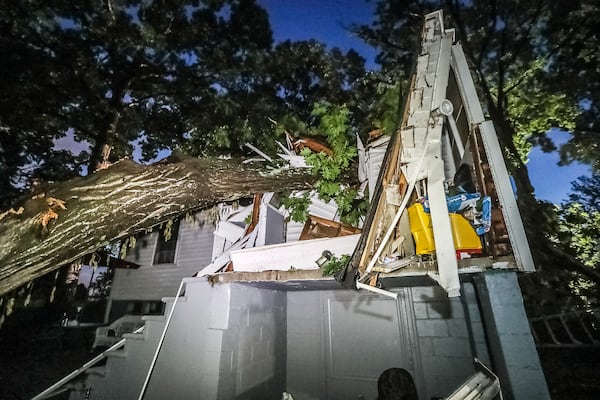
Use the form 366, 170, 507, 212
286, 289, 418, 400
286, 283, 491, 400
78, 273, 544, 400
411, 282, 490, 399
218, 283, 287, 400
148, 281, 218, 399
474, 271, 550, 400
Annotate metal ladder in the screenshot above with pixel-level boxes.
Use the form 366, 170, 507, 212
529, 309, 600, 348
445, 359, 503, 400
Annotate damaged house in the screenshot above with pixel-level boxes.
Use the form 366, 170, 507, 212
34, 11, 550, 400
105, 191, 357, 323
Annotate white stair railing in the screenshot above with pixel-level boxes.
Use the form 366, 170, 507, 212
31, 326, 145, 400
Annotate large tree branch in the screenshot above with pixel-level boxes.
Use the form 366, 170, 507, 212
0, 156, 316, 295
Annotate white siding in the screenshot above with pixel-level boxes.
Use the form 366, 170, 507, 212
286, 221, 305, 243
111, 220, 215, 301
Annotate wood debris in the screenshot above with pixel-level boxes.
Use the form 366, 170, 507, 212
46, 197, 66, 210
39, 209, 59, 231
37, 197, 67, 233
292, 136, 333, 156
0, 207, 24, 222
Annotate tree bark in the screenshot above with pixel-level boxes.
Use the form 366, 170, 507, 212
0, 155, 316, 296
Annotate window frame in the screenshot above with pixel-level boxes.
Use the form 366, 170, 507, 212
152, 220, 180, 265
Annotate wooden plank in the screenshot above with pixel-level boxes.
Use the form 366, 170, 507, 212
450, 44, 485, 123
478, 121, 535, 272
427, 156, 461, 297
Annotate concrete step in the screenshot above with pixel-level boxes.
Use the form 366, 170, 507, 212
105, 349, 127, 359
140, 318, 169, 341
142, 314, 166, 322
160, 278, 209, 310
122, 332, 146, 341
86, 366, 107, 377
162, 296, 187, 315
162, 296, 188, 304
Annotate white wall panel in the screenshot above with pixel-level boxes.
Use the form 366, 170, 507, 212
286, 289, 419, 400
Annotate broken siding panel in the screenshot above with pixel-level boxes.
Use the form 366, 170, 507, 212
449, 45, 485, 124
367, 136, 390, 202
406, 13, 460, 296
264, 205, 286, 245
212, 220, 245, 260
286, 194, 340, 242
211, 234, 233, 261
308, 196, 339, 221
424, 28, 461, 296
112, 220, 215, 300
255, 203, 286, 247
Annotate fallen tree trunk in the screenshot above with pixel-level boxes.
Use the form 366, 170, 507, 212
0, 155, 316, 295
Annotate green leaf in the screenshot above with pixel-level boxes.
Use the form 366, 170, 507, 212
321, 254, 351, 277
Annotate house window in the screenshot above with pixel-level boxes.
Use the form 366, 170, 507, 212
153, 220, 180, 264
147, 301, 165, 315
130, 301, 143, 315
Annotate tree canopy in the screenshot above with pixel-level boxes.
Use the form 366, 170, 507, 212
358, 0, 600, 191
0, 0, 375, 206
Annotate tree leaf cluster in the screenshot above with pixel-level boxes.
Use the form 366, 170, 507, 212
502, 59, 579, 163
521, 174, 600, 312
321, 254, 351, 277
558, 174, 600, 272
282, 102, 367, 227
